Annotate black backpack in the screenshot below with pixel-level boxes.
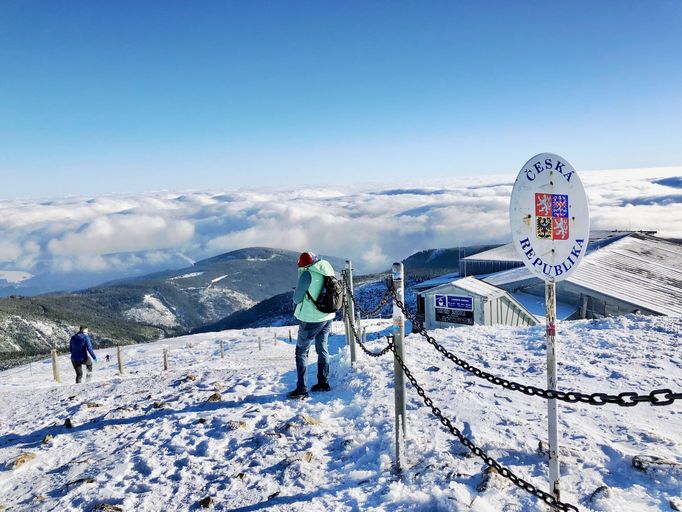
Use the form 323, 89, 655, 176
307, 275, 345, 313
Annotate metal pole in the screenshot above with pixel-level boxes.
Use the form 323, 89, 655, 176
220, 339, 225, 359
545, 281, 561, 500
163, 348, 169, 371
392, 262, 407, 471
51, 349, 61, 383
345, 260, 357, 366
341, 270, 350, 347
117, 345, 124, 375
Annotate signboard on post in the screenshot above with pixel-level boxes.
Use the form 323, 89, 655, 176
509, 153, 590, 503
509, 153, 590, 282
434, 294, 474, 325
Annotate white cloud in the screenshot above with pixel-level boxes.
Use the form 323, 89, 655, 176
0, 167, 680, 285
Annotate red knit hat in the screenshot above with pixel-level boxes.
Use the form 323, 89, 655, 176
298, 252, 317, 268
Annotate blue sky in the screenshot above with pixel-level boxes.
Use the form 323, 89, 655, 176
1, 1, 681, 198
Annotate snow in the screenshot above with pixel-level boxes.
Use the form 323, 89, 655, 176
0, 316, 680, 511
167, 272, 204, 281
207, 275, 229, 287
124, 295, 179, 328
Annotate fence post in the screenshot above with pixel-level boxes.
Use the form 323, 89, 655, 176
258, 336, 262, 351
220, 339, 225, 359
51, 349, 61, 383
288, 329, 292, 343
392, 262, 407, 471
273, 333, 277, 345
546, 281, 561, 499
163, 348, 169, 371
117, 345, 124, 375
345, 260, 357, 366
342, 270, 350, 347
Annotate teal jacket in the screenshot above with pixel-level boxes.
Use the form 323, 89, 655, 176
294, 259, 336, 323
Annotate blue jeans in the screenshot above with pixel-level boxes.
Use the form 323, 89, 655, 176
295, 320, 332, 391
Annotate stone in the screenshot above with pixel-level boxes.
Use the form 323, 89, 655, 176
11, 452, 36, 469
153, 401, 166, 409
185, 374, 198, 382
85, 402, 101, 408
64, 418, 73, 429
589, 486, 610, 503
300, 414, 321, 426
92, 505, 123, 512
199, 496, 214, 508
207, 392, 221, 403
42, 434, 54, 444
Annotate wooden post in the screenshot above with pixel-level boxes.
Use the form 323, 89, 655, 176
51, 349, 61, 383
163, 348, 169, 371
273, 333, 277, 345
117, 345, 124, 375
220, 340, 225, 359
288, 329, 292, 343
258, 336, 262, 351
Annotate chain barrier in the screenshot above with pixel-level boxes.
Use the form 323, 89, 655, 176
387, 337, 579, 511
387, 286, 682, 408
343, 296, 392, 358
344, 276, 392, 318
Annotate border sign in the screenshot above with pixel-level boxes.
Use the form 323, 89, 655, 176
509, 153, 590, 282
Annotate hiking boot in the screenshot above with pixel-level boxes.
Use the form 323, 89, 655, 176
287, 388, 309, 399
311, 382, 331, 392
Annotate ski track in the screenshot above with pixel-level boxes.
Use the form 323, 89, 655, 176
0, 316, 680, 511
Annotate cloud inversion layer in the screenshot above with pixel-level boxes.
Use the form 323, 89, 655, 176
1, 168, 681, 282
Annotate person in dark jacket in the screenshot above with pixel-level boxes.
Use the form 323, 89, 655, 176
69, 325, 97, 383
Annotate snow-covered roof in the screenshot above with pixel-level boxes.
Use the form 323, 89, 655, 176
485, 234, 682, 316
461, 244, 519, 262
428, 276, 506, 299
412, 272, 460, 291
463, 230, 643, 263
565, 234, 682, 316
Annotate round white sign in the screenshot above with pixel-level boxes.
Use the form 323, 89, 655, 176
509, 153, 590, 283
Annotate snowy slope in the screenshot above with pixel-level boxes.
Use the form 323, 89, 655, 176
0, 316, 680, 511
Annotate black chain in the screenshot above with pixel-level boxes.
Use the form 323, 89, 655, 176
345, 282, 391, 318
388, 338, 579, 512
388, 287, 682, 408
344, 297, 392, 358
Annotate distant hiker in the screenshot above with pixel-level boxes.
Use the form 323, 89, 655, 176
69, 325, 97, 384
288, 252, 337, 399
105, 354, 111, 363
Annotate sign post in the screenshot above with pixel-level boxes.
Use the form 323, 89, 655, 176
510, 153, 590, 501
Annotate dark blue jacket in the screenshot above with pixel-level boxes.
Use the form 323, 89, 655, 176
70, 332, 96, 362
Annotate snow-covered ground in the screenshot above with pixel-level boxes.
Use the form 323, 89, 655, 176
0, 315, 680, 511
124, 295, 179, 329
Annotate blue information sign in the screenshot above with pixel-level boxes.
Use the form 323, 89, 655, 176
435, 294, 473, 311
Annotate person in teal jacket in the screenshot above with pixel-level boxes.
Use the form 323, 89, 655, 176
288, 252, 335, 398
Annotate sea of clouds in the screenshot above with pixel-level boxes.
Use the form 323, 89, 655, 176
0, 167, 681, 293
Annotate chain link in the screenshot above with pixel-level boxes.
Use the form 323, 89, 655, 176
344, 297, 392, 358
387, 286, 682, 408
387, 338, 579, 512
